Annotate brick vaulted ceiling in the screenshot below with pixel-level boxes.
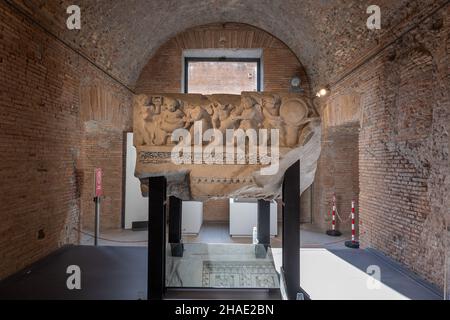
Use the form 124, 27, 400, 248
9, 0, 448, 91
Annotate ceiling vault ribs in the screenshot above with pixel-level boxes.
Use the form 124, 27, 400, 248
7, 0, 448, 91
327, 0, 450, 90
3, 0, 136, 93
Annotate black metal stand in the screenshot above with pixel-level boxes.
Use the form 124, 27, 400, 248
146, 164, 311, 300
169, 196, 184, 257
281, 160, 310, 300
93, 196, 100, 246
326, 229, 342, 237
255, 199, 270, 258
345, 240, 360, 249
147, 176, 167, 300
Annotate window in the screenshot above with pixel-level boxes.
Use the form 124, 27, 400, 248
184, 57, 261, 94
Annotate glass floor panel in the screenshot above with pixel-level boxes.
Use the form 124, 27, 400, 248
166, 243, 280, 289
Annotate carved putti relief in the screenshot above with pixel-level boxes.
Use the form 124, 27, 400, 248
133, 92, 321, 201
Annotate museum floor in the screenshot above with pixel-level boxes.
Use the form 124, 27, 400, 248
79, 222, 443, 300
79, 222, 346, 248
0, 223, 442, 300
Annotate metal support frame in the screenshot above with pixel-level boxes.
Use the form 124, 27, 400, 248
147, 176, 167, 300
256, 199, 271, 258
94, 196, 100, 246
281, 160, 310, 300
168, 196, 184, 257
146, 164, 311, 300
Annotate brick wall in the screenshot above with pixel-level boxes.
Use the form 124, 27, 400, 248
312, 93, 361, 232
318, 8, 450, 289
187, 61, 258, 94
0, 2, 132, 279
136, 23, 310, 95
79, 85, 132, 231
135, 23, 313, 222
313, 123, 360, 232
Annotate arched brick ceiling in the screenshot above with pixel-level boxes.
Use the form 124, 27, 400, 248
11, 0, 446, 90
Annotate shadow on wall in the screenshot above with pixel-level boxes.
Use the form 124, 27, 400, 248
313, 93, 361, 233
79, 85, 133, 231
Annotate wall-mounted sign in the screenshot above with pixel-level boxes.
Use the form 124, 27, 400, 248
95, 168, 103, 197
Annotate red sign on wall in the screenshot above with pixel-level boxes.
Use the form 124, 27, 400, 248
95, 168, 103, 197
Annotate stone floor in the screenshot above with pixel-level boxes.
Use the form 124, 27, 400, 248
80, 222, 348, 248
0, 246, 148, 300
77, 222, 443, 300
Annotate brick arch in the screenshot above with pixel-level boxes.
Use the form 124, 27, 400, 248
135, 22, 311, 97
10, 0, 437, 90
122, 17, 314, 88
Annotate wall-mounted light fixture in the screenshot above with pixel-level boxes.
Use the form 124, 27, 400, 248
289, 76, 303, 93
316, 87, 328, 97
